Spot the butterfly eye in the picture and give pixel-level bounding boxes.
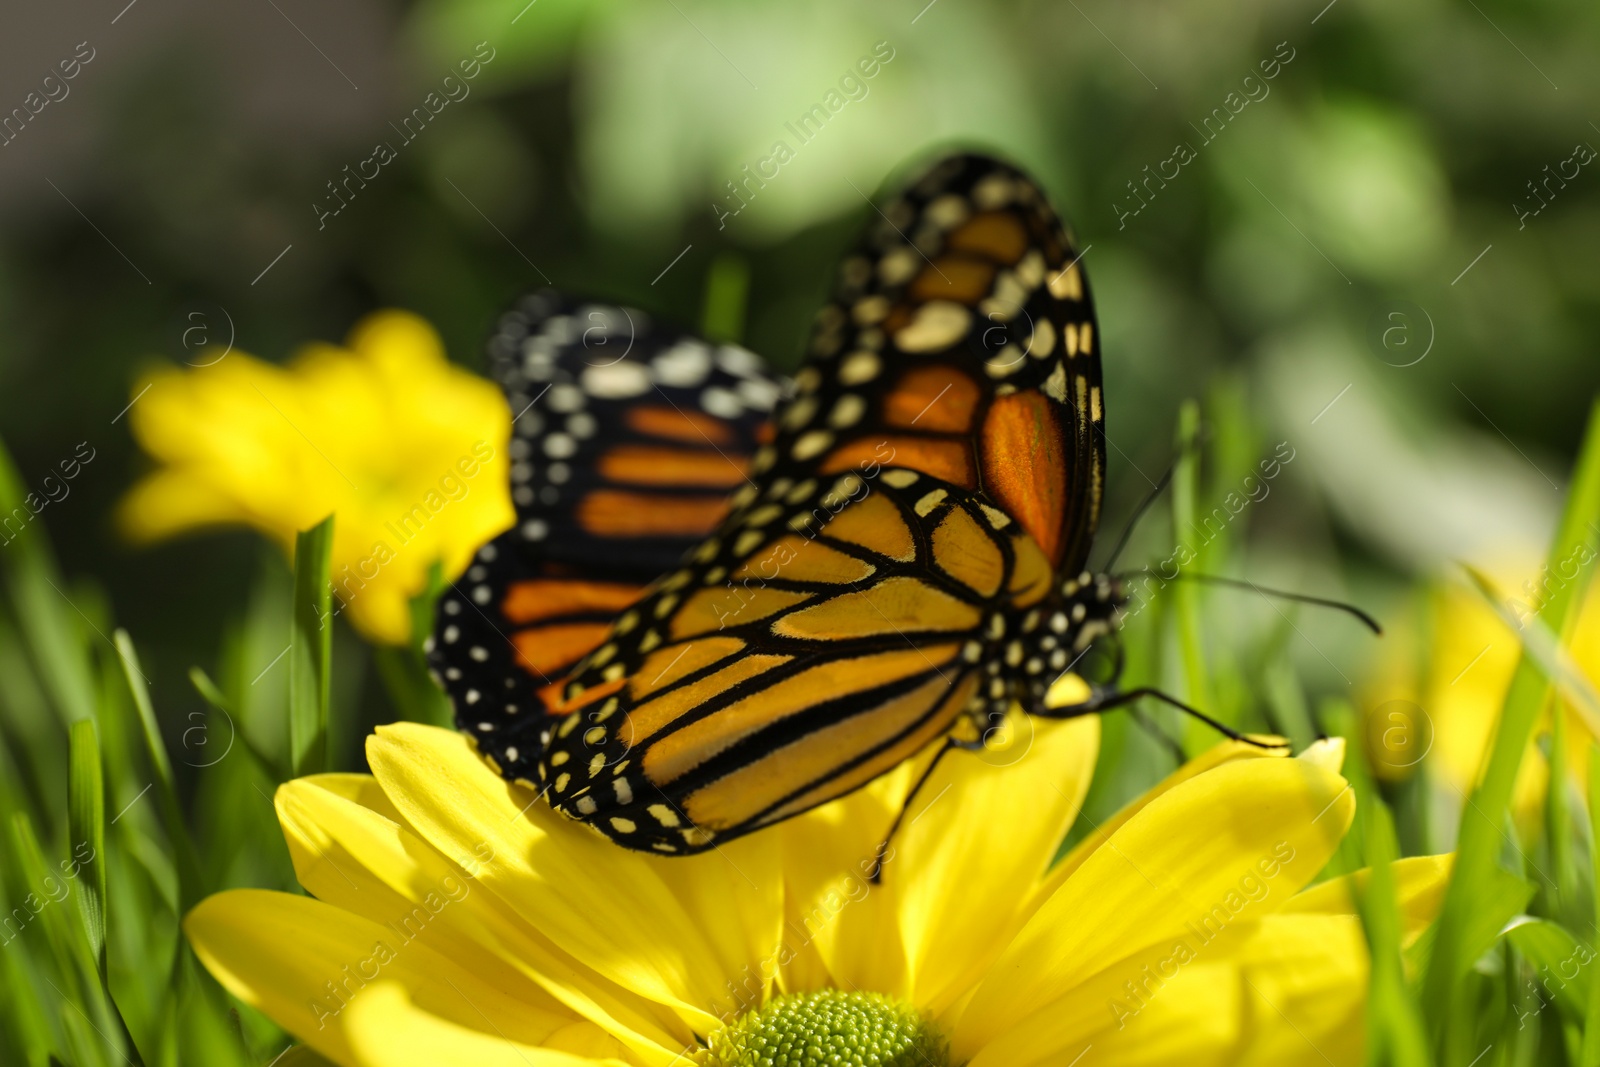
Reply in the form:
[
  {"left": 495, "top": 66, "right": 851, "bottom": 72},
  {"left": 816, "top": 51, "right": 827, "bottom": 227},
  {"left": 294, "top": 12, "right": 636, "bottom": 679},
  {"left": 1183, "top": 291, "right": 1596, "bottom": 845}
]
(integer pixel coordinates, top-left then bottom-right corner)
[{"left": 1068, "top": 629, "right": 1123, "bottom": 689}]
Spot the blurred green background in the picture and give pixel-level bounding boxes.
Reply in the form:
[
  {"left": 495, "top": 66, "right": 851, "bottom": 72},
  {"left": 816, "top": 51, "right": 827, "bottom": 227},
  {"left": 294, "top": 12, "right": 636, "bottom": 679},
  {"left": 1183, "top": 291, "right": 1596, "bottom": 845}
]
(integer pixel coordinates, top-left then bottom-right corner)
[
  {"left": 2, "top": 0, "right": 1595, "bottom": 709},
  {"left": 1, "top": 0, "right": 1599, "bottom": 1061}
]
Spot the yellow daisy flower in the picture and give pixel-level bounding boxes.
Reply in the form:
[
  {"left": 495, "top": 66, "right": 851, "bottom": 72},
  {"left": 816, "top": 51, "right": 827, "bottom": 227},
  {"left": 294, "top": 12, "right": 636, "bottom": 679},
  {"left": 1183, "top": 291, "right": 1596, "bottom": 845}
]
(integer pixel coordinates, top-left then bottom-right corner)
[
  {"left": 185, "top": 717, "right": 1449, "bottom": 1067},
  {"left": 119, "top": 311, "right": 514, "bottom": 644}
]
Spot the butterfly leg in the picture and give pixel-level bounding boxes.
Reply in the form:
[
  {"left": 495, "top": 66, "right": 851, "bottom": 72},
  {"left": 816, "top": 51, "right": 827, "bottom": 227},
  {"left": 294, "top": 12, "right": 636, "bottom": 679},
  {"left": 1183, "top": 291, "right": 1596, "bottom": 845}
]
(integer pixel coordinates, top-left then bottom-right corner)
[
  {"left": 867, "top": 739, "right": 959, "bottom": 885},
  {"left": 1042, "top": 684, "right": 1288, "bottom": 752}
]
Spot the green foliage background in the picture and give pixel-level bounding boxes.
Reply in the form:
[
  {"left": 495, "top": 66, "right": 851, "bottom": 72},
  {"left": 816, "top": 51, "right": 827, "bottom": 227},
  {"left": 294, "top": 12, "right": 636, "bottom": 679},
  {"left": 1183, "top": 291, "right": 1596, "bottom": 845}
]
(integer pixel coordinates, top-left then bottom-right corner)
[{"left": 0, "top": 0, "right": 1597, "bottom": 1063}]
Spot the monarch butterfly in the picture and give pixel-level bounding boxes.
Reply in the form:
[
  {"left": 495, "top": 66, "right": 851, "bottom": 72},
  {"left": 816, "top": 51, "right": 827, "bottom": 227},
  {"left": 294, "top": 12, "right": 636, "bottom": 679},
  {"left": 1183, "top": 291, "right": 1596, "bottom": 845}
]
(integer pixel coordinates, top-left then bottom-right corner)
[{"left": 431, "top": 153, "right": 1211, "bottom": 855}]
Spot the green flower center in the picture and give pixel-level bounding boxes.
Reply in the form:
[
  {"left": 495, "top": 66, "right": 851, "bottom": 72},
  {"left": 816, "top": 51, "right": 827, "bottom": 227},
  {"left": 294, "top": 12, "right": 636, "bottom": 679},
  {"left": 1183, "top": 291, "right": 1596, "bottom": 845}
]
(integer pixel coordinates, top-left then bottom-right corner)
[{"left": 702, "top": 989, "right": 950, "bottom": 1067}]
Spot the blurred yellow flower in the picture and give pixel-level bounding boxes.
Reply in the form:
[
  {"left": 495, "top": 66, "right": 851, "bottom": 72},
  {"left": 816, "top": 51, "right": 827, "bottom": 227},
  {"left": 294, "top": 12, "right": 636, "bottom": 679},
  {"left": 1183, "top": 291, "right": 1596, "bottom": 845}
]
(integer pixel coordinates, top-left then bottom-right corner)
[
  {"left": 1363, "top": 557, "right": 1600, "bottom": 820},
  {"left": 186, "top": 719, "right": 1448, "bottom": 1067},
  {"left": 120, "top": 311, "right": 513, "bottom": 644}
]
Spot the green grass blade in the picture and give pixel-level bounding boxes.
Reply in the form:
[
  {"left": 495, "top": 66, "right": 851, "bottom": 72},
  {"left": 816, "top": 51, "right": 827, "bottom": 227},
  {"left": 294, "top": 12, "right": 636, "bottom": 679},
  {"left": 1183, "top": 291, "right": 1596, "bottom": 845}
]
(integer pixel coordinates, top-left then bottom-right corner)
[
  {"left": 67, "top": 720, "right": 147, "bottom": 1064},
  {"left": 113, "top": 629, "right": 203, "bottom": 918},
  {"left": 376, "top": 562, "right": 451, "bottom": 726},
  {"left": 700, "top": 251, "right": 750, "bottom": 343},
  {"left": 1546, "top": 675, "right": 1581, "bottom": 929},
  {"left": 9, "top": 811, "right": 108, "bottom": 1067},
  {"left": 1504, "top": 917, "right": 1591, "bottom": 1023},
  {"left": 1263, "top": 655, "right": 1317, "bottom": 751},
  {"left": 67, "top": 721, "right": 107, "bottom": 975},
  {"left": 1583, "top": 747, "right": 1600, "bottom": 1067},
  {"left": 0, "top": 759, "right": 62, "bottom": 1066},
  {"left": 1461, "top": 564, "right": 1600, "bottom": 730},
  {"left": 187, "top": 666, "right": 281, "bottom": 778},
  {"left": 0, "top": 943, "right": 57, "bottom": 1067},
  {"left": 289, "top": 517, "right": 334, "bottom": 777},
  {"left": 373, "top": 645, "right": 452, "bottom": 727},
  {"left": 0, "top": 436, "right": 97, "bottom": 724},
  {"left": 1328, "top": 703, "right": 1433, "bottom": 1067},
  {"left": 1170, "top": 399, "right": 1215, "bottom": 752},
  {"left": 1463, "top": 561, "right": 1593, "bottom": 929},
  {"left": 1422, "top": 397, "right": 1600, "bottom": 1037},
  {"left": 270, "top": 1047, "right": 342, "bottom": 1066}
]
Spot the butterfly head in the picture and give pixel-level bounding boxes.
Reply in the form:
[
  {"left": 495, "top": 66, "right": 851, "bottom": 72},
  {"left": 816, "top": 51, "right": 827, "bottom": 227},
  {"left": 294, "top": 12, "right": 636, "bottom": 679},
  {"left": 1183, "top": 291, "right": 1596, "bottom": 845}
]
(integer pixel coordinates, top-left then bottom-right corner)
[{"left": 1002, "top": 569, "right": 1128, "bottom": 717}]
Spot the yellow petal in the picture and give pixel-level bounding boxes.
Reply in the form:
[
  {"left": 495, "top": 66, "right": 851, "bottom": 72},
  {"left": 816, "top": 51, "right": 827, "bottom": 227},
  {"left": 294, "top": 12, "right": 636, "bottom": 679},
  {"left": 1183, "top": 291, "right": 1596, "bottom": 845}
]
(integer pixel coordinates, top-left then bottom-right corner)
[
  {"left": 1296, "top": 736, "right": 1346, "bottom": 773},
  {"left": 968, "top": 913, "right": 1367, "bottom": 1067},
  {"left": 365, "top": 723, "right": 773, "bottom": 1031},
  {"left": 344, "top": 982, "right": 630, "bottom": 1067},
  {"left": 954, "top": 755, "right": 1352, "bottom": 1055},
  {"left": 276, "top": 776, "right": 687, "bottom": 1063},
  {"left": 297, "top": 772, "right": 406, "bottom": 823},
  {"left": 892, "top": 714, "right": 1099, "bottom": 1014},
  {"left": 185, "top": 890, "right": 573, "bottom": 1066},
  {"left": 1032, "top": 736, "right": 1287, "bottom": 909},
  {"left": 1281, "top": 853, "right": 1453, "bottom": 945},
  {"left": 648, "top": 832, "right": 785, "bottom": 1014},
  {"left": 117, "top": 469, "right": 259, "bottom": 543},
  {"left": 771, "top": 715, "right": 1097, "bottom": 1005},
  {"left": 774, "top": 755, "right": 926, "bottom": 997}
]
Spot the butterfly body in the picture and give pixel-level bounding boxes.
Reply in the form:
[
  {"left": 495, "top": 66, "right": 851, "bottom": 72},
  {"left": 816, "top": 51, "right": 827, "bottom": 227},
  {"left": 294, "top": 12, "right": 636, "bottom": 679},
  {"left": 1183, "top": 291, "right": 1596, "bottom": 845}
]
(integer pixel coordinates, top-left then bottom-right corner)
[{"left": 431, "top": 152, "right": 1127, "bottom": 853}]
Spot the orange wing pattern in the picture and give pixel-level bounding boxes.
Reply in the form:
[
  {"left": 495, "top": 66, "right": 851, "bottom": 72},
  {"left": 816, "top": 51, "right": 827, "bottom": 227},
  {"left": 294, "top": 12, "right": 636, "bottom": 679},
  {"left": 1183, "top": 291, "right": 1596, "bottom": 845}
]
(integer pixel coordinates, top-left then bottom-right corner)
[{"left": 428, "top": 293, "right": 785, "bottom": 772}]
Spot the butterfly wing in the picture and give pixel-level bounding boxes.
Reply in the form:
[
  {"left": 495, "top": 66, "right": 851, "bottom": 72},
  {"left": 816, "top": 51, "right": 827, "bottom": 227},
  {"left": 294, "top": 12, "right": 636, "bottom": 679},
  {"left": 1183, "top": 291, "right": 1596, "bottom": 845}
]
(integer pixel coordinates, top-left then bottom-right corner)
[
  {"left": 541, "top": 468, "right": 1059, "bottom": 853},
  {"left": 751, "top": 153, "right": 1104, "bottom": 574},
  {"left": 428, "top": 292, "right": 785, "bottom": 782},
  {"left": 489, "top": 290, "right": 781, "bottom": 573}
]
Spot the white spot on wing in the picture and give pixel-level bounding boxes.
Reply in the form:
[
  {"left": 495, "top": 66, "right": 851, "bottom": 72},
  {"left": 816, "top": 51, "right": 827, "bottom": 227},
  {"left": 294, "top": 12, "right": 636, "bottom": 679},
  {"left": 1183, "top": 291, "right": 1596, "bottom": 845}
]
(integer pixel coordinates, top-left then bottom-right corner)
[
  {"left": 653, "top": 341, "right": 712, "bottom": 386},
  {"left": 581, "top": 361, "right": 652, "bottom": 398}
]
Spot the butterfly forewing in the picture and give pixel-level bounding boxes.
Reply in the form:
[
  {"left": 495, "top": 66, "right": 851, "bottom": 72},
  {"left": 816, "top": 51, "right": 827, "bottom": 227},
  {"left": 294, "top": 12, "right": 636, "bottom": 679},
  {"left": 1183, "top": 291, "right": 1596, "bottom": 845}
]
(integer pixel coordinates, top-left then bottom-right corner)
[
  {"left": 543, "top": 468, "right": 1058, "bottom": 853},
  {"left": 750, "top": 153, "right": 1105, "bottom": 575}
]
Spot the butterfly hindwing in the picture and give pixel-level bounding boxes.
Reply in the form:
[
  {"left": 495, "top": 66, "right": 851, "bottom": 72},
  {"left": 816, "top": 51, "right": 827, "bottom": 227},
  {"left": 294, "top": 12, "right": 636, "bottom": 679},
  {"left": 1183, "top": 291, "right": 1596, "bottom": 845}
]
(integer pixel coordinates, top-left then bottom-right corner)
[
  {"left": 429, "top": 292, "right": 785, "bottom": 782},
  {"left": 489, "top": 290, "right": 782, "bottom": 574}
]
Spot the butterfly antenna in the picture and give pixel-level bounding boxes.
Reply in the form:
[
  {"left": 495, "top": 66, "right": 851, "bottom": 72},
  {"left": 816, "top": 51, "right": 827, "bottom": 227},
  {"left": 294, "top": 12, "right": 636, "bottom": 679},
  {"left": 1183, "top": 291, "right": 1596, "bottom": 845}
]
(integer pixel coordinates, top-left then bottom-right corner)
[
  {"left": 1174, "top": 573, "right": 1383, "bottom": 635},
  {"left": 1128, "top": 705, "right": 1187, "bottom": 765},
  {"left": 1130, "top": 689, "right": 1288, "bottom": 751},
  {"left": 1101, "top": 464, "right": 1174, "bottom": 572}
]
